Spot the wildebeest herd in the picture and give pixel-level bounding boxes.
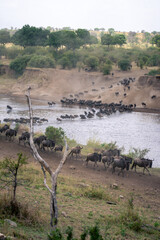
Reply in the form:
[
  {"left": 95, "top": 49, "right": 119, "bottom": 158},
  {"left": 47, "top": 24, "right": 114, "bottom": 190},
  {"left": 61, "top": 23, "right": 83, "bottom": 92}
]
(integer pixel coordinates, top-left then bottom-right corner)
[{"left": 0, "top": 124, "right": 153, "bottom": 177}]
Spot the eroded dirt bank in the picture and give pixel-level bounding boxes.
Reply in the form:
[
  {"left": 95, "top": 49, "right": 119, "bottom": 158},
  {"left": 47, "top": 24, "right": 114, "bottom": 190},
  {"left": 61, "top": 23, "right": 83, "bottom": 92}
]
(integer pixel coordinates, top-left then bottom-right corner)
[{"left": 0, "top": 67, "right": 160, "bottom": 111}]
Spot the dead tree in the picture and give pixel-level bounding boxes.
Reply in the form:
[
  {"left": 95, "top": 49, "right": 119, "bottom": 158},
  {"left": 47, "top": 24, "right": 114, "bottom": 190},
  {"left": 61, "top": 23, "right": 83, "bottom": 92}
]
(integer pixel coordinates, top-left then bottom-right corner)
[{"left": 26, "top": 89, "right": 69, "bottom": 229}]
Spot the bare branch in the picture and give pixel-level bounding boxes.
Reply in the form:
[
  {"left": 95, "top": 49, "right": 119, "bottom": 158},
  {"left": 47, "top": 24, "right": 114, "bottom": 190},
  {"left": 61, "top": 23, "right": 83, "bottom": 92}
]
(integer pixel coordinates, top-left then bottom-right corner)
[{"left": 26, "top": 88, "right": 69, "bottom": 228}]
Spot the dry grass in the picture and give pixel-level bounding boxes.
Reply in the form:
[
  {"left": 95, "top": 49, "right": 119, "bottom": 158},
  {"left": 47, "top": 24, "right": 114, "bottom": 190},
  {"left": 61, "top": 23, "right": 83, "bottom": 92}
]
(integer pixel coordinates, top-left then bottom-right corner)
[{"left": 0, "top": 161, "right": 159, "bottom": 239}]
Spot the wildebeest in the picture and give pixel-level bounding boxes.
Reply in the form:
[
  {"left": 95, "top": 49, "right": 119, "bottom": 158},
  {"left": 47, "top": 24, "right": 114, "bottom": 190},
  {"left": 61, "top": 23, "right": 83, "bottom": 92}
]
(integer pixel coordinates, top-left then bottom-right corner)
[
  {"left": 112, "top": 156, "right": 132, "bottom": 176},
  {"left": 19, "top": 132, "right": 30, "bottom": 146},
  {"left": 102, "top": 155, "right": 114, "bottom": 169},
  {"left": 33, "top": 135, "right": 47, "bottom": 149},
  {"left": 5, "top": 129, "right": 17, "bottom": 141},
  {"left": 54, "top": 145, "right": 63, "bottom": 152},
  {"left": 102, "top": 149, "right": 121, "bottom": 158},
  {"left": 141, "top": 102, "right": 146, "bottom": 107},
  {"left": 86, "top": 152, "right": 102, "bottom": 167},
  {"left": 151, "top": 95, "right": 156, "bottom": 99},
  {"left": 0, "top": 124, "right": 10, "bottom": 133},
  {"left": 41, "top": 139, "right": 55, "bottom": 151},
  {"left": 7, "top": 105, "right": 12, "bottom": 110},
  {"left": 68, "top": 145, "right": 83, "bottom": 160},
  {"left": 131, "top": 158, "right": 152, "bottom": 175}
]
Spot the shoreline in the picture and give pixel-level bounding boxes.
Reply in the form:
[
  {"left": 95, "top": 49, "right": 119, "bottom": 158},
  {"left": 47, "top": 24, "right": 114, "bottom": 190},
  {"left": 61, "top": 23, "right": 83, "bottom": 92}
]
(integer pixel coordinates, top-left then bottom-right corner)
[{"left": 1, "top": 92, "right": 160, "bottom": 115}]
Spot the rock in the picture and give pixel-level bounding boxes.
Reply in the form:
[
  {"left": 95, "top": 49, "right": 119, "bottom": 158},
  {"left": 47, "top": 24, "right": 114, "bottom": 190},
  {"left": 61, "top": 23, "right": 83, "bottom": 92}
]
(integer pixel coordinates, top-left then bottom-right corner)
[
  {"left": 69, "top": 165, "right": 76, "bottom": 170},
  {"left": 79, "top": 183, "right": 89, "bottom": 188},
  {"left": 4, "top": 219, "right": 17, "bottom": 227},
  {"left": 112, "top": 183, "right": 118, "bottom": 189},
  {"left": 0, "top": 233, "right": 6, "bottom": 240},
  {"left": 61, "top": 211, "right": 67, "bottom": 218},
  {"left": 119, "top": 195, "right": 124, "bottom": 199},
  {"left": 106, "top": 201, "right": 117, "bottom": 205}
]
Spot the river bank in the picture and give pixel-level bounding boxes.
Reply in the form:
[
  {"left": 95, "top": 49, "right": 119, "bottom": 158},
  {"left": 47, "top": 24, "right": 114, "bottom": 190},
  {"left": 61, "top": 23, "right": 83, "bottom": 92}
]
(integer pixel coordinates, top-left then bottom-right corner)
[{"left": 0, "top": 67, "right": 160, "bottom": 111}]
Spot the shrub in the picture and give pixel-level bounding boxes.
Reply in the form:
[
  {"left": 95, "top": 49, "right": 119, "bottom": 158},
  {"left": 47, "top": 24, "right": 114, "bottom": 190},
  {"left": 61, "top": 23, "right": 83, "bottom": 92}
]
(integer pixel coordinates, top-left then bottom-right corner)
[
  {"left": 5, "top": 47, "right": 22, "bottom": 59},
  {"left": 58, "top": 56, "right": 72, "bottom": 69},
  {"left": 128, "top": 147, "right": 150, "bottom": 159},
  {"left": 85, "top": 56, "right": 99, "bottom": 70},
  {"left": 101, "top": 64, "right": 112, "bottom": 75},
  {"left": 118, "top": 59, "right": 132, "bottom": 71},
  {"left": 0, "top": 45, "right": 7, "bottom": 58},
  {"left": 9, "top": 55, "right": 31, "bottom": 75},
  {"left": 45, "top": 126, "right": 65, "bottom": 145},
  {"left": 28, "top": 54, "right": 55, "bottom": 68},
  {"left": 0, "top": 194, "right": 40, "bottom": 226},
  {"left": 148, "top": 68, "right": 160, "bottom": 76},
  {"left": 120, "top": 195, "right": 142, "bottom": 232}
]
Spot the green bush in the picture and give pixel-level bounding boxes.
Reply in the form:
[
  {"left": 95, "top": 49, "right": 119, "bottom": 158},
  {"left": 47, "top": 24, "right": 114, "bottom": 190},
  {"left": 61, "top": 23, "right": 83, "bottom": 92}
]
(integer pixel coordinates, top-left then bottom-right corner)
[
  {"left": 28, "top": 55, "right": 55, "bottom": 68},
  {"left": 45, "top": 126, "right": 65, "bottom": 145},
  {"left": 9, "top": 55, "right": 31, "bottom": 75},
  {"left": 0, "top": 45, "right": 7, "bottom": 58},
  {"left": 101, "top": 64, "right": 112, "bottom": 75},
  {"left": 85, "top": 56, "right": 99, "bottom": 70},
  {"left": 5, "top": 47, "right": 22, "bottom": 59},
  {"left": 148, "top": 68, "right": 160, "bottom": 76},
  {"left": 120, "top": 195, "right": 142, "bottom": 232},
  {"left": 118, "top": 59, "right": 132, "bottom": 71},
  {"left": 58, "top": 56, "right": 72, "bottom": 69}
]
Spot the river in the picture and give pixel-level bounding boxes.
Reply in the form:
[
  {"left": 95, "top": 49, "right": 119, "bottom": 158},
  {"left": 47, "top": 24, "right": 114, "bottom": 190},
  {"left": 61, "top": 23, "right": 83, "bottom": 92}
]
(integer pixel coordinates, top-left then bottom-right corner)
[{"left": 0, "top": 95, "right": 160, "bottom": 167}]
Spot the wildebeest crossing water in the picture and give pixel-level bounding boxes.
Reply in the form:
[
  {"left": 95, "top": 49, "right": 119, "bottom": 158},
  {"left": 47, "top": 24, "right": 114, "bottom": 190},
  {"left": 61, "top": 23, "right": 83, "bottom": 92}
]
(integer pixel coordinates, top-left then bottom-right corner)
[{"left": 0, "top": 95, "right": 160, "bottom": 167}]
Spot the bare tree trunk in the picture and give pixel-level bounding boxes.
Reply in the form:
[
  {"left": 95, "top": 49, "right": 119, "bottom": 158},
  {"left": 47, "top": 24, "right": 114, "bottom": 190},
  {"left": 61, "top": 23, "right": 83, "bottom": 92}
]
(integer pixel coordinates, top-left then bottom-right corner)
[{"left": 26, "top": 88, "right": 69, "bottom": 228}]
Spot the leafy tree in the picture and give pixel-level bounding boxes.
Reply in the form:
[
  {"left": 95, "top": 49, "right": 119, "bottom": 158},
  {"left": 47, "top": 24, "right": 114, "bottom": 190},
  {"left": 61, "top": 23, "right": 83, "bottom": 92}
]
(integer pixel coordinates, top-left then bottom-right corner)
[
  {"left": 28, "top": 55, "right": 56, "bottom": 68},
  {"left": 143, "top": 32, "right": 151, "bottom": 43},
  {"left": 127, "top": 31, "right": 138, "bottom": 44},
  {"left": 45, "top": 126, "right": 65, "bottom": 145},
  {"left": 0, "top": 153, "right": 27, "bottom": 201},
  {"left": 85, "top": 56, "right": 99, "bottom": 70},
  {"left": 118, "top": 59, "right": 132, "bottom": 71},
  {"left": 101, "top": 34, "right": 114, "bottom": 47},
  {"left": 48, "top": 31, "right": 62, "bottom": 49},
  {"left": 108, "top": 28, "right": 115, "bottom": 36},
  {"left": 0, "top": 30, "right": 10, "bottom": 45},
  {"left": 61, "top": 30, "right": 79, "bottom": 50},
  {"left": 151, "top": 35, "right": 160, "bottom": 47},
  {"left": 113, "top": 34, "right": 126, "bottom": 46},
  {"left": 12, "top": 25, "right": 49, "bottom": 47},
  {"left": 90, "top": 35, "right": 98, "bottom": 44},
  {"left": 9, "top": 55, "right": 31, "bottom": 75},
  {"left": 76, "top": 28, "right": 91, "bottom": 45}
]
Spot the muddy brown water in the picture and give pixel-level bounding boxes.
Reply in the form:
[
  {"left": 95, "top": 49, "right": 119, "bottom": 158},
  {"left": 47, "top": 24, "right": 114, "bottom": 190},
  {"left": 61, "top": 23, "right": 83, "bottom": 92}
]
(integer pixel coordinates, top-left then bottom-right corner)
[{"left": 0, "top": 95, "right": 160, "bottom": 167}]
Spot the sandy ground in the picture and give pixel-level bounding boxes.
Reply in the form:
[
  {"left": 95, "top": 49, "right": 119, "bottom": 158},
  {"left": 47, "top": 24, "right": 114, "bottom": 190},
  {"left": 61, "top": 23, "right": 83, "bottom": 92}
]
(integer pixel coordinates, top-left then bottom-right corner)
[
  {"left": 0, "top": 68, "right": 160, "bottom": 111},
  {"left": 0, "top": 137, "right": 160, "bottom": 220}
]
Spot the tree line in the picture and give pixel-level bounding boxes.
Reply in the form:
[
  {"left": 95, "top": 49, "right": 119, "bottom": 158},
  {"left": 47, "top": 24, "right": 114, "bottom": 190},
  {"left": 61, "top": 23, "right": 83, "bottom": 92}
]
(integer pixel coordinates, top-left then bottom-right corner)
[{"left": 0, "top": 25, "right": 160, "bottom": 76}]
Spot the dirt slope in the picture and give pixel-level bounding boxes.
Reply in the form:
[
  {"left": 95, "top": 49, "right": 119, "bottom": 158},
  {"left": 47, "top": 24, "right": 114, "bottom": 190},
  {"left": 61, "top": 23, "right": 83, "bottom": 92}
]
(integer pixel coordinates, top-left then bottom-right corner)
[
  {"left": 0, "top": 67, "right": 160, "bottom": 110},
  {"left": 0, "top": 137, "right": 159, "bottom": 220}
]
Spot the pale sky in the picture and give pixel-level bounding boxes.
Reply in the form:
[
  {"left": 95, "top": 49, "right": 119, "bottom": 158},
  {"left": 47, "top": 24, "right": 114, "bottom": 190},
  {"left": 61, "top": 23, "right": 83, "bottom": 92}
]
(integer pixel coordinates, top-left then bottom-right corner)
[{"left": 0, "top": 0, "right": 160, "bottom": 32}]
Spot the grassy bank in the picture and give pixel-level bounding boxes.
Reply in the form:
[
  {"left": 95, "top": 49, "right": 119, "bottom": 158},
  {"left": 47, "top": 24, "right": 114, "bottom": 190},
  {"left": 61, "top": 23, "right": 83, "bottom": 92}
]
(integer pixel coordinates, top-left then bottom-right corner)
[{"left": 0, "top": 161, "right": 160, "bottom": 240}]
